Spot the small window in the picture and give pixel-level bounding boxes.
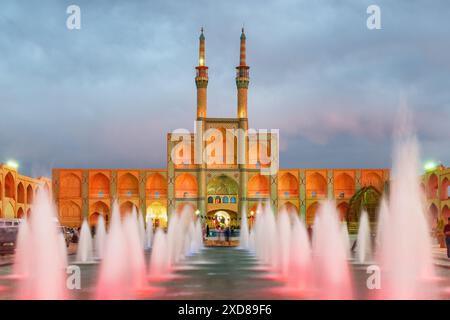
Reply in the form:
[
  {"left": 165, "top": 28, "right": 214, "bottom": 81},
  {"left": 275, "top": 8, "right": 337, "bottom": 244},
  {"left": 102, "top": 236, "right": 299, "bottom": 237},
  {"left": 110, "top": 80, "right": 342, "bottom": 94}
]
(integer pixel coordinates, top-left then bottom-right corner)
[
  {"left": 98, "top": 191, "right": 104, "bottom": 198},
  {"left": 207, "top": 196, "right": 214, "bottom": 203},
  {"left": 127, "top": 191, "right": 132, "bottom": 197},
  {"left": 215, "top": 196, "right": 221, "bottom": 204},
  {"left": 230, "top": 196, "right": 237, "bottom": 204},
  {"left": 284, "top": 191, "right": 289, "bottom": 197},
  {"left": 339, "top": 192, "right": 345, "bottom": 198},
  {"left": 183, "top": 192, "right": 189, "bottom": 198},
  {"left": 154, "top": 191, "right": 160, "bottom": 199},
  {"left": 255, "top": 192, "right": 261, "bottom": 197},
  {"left": 312, "top": 191, "right": 317, "bottom": 198},
  {"left": 223, "top": 196, "right": 229, "bottom": 204}
]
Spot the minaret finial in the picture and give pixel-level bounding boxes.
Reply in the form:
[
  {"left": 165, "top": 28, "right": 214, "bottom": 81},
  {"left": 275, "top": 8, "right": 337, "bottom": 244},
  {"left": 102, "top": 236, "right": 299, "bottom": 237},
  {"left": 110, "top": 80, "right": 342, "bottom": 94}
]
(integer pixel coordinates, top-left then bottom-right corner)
[
  {"left": 196, "top": 29, "right": 208, "bottom": 118},
  {"left": 236, "top": 27, "right": 249, "bottom": 119}
]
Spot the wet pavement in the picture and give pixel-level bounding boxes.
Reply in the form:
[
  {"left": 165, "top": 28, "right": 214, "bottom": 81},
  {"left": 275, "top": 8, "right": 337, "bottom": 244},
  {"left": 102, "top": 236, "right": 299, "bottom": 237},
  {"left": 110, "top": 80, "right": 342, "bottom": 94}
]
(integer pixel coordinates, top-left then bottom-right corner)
[{"left": 0, "top": 247, "right": 449, "bottom": 300}]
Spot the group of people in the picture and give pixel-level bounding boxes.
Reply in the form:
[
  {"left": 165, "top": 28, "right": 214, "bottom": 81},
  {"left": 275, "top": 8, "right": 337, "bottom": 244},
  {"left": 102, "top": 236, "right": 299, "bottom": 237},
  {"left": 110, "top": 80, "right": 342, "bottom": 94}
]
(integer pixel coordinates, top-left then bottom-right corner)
[{"left": 205, "top": 224, "right": 234, "bottom": 245}]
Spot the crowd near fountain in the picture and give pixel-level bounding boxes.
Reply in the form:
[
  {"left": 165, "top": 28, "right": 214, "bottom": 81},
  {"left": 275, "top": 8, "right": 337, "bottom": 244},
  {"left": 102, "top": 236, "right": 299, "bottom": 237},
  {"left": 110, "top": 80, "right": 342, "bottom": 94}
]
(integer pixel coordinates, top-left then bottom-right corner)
[{"left": 5, "top": 111, "right": 445, "bottom": 300}]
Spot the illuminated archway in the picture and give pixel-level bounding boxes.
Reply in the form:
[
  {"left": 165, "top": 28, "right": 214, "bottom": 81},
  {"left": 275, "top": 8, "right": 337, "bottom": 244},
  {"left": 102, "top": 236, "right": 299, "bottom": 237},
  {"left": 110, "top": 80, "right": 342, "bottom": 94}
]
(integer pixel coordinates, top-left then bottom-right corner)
[
  {"left": 146, "top": 173, "right": 167, "bottom": 198},
  {"left": 90, "top": 201, "right": 110, "bottom": 226},
  {"left": 248, "top": 174, "right": 269, "bottom": 197},
  {"left": 5, "top": 172, "right": 15, "bottom": 199},
  {"left": 60, "top": 173, "right": 82, "bottom": 198},
  {"left": 428, "top": 174, "right": 438, "bottom": 198},
  {"left": 26, "top": 185, "right": 33, "bottom": 204},
  {"left": 90, "top": 173, "right": 110, "bottom": 198},
  {"left": 335, "top": 173, "right": 355, "bottom": 198},
  {"left": 17, "top": 207, "right": 24, "bottom": 219},
  {"left": 175, "top": 173, "right": 198, "bottom": 198},
  {"left": 17, "top": 183, "right": 25, "bottom": 203},
  {"left": 306, "top": 202, "right": 319, "bottom": 226},
  {"left": 146, "top": 201, "right": 167, "bottom": 228},
  {"left": 118, "top": 173, "right": 139, "bottom": 197},
  {"left": 278, "top": 173, "right": 298, "bottom": 197},
  {"left": 306, "top": 172, "right": 327, "bottom": 198}
]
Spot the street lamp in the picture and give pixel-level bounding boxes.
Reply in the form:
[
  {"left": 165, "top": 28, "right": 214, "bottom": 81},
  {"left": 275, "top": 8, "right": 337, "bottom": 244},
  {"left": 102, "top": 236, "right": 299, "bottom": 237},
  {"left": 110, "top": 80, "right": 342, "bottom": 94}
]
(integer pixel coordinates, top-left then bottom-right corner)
[{"left": 6, "top": 160, "right": 19, "bottom": 170}]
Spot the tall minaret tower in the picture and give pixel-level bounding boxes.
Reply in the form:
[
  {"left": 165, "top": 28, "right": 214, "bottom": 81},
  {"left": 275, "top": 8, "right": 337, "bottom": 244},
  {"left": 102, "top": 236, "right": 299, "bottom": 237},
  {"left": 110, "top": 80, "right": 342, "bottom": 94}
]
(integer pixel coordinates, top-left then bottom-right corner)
[
  {"left": 236, "top": 28, "right": 250, "bottom": 120},
  {"left": 195, "top": 28, "right": 208, "bottom": 119}
]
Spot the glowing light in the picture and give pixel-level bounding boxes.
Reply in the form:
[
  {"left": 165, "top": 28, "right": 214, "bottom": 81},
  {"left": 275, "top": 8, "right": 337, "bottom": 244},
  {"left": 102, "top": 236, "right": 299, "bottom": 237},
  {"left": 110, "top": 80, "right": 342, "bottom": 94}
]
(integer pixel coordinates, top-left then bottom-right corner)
[
  {"left": 6, "top": 160, "right": 19, "bottom": 169},
  {"left": 424, "top": 161, "right": 437, "bottom": 172},
  {"left": 250, "top": 210, "right": 255, "bottom": 216},
  {"left": 195, "top": 209, "right": 200, "bottom": 216}
]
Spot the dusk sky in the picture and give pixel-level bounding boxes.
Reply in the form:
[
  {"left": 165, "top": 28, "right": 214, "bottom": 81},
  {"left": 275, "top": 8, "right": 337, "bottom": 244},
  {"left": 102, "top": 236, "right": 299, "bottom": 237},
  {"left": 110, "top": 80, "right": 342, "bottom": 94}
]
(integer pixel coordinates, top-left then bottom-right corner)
[{"left": 1, "top": 0, "right": 449, "bottom": 177}]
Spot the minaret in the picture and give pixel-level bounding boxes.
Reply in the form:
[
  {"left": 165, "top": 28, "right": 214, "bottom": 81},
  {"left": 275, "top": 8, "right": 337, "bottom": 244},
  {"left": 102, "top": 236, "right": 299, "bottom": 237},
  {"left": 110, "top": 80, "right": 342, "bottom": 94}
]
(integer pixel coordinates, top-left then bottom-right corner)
[
  {"left": 236, "top": 28, "right": 250, "bottom": 119},
  {"left": 195, "top": 28, "right": 208, "bottom": 119}
]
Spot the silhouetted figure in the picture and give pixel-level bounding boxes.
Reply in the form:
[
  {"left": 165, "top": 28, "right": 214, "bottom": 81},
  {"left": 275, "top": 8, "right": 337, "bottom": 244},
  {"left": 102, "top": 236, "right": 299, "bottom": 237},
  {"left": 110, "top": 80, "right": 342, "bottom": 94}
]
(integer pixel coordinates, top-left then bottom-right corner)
[
  {"left": 206, "top": 224, "right": 210, "bottom": 238},
  {"left": 225, "top": 227, "right": 231, "bottom": 245}
]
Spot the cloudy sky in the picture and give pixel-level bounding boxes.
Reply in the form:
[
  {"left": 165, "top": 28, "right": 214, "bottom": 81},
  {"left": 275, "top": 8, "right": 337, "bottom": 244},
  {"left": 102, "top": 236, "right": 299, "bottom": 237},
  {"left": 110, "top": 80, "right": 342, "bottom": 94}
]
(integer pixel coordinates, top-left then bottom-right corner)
[{"left": 0, "top": 0, "right": 449, "bottom": 177}]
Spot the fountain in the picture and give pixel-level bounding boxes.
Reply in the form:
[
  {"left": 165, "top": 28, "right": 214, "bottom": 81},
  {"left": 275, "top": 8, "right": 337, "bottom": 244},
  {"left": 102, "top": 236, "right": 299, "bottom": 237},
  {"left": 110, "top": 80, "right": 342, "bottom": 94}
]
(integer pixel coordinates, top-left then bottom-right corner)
[
  {"left": 238, "top": 206, "right": 249, "bottom": 250},
  {"left": 312, "top": 200, "right": 353, "bottom": 299},
  {"left": 145, "top": 218, "right": 153, "bottom": 249},
  {"left": 377, "top": 111, "right": 436, "bottom": 299},
  {"left": 17, "top": 189, "right": 67, "bottom": 299},
  {"left": 96, "top": 202, "right": 132, "bottom": 299},
  {"left": 137, "top": 210, "right": 146, "bottom": 250},
  {"left": 123, "top": 212, "right": 147, "bottom": 291},
  {"left": 94, "top": 215, "right": 107, "bottom": 259},
  {"left": 277, "top": 209, "right": 291, "bottom": 277},
  {"left": 76, "top": 219, "right": 94, "bottom": 263},
  {"left": 356, "top": 211, "right": 371, "bottom": 264},
  {"left": 148, "top": 228, "right": 170, "bottom": 280},
  {"left": 287, "top": 215, "right": 312, "bottom": 292}
]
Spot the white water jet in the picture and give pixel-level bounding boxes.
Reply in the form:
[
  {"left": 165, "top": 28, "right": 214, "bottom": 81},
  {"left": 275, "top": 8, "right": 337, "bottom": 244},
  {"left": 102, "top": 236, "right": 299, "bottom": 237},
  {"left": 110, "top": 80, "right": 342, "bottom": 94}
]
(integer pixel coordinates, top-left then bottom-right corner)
[
  {"left": 76, "top": 219, "right": 94, "bottom": 263},
  {"left": 312, "top": 200, "right": 352, "bottom": 299},
  {"left": 239, "top": 207, "right": 249, "bottom": 249},
  {"left": 356, "top": 211, "right": 371, "bottom": 264},
  {"left": 137, "top": 211, "right": 146, "bottom": 250},
  {"left": 288, "top": 215, "right": 312, "bottom": 290},
  {"left": 149, "top": 228, "right": 170, "bottom": 278},
  {"left": 96, "top": 202, "right": 132, "bottom": 299},
  {"left": 375, "top": 198, "right": 389, "bottom": 254},
  {"left": 123, "top": 212, "right": 147, "bottom": 291},
  {"left": 17, "top": 189, "right": 67, "bottom": 299},
  {"left": 378, "top": 109, "right": 436, "bottom": 299},
  {"left": 94, "top": 215, "right": 106, "bottom": 259},
  {"left": 277, "top": 209, "right": 291, "bottom": 277},
  {"left": 253, "top": 203, "right": 278, "bottom": 269},
  {"left": 145, "top": 218, "right": 153, "bottom": 249}
]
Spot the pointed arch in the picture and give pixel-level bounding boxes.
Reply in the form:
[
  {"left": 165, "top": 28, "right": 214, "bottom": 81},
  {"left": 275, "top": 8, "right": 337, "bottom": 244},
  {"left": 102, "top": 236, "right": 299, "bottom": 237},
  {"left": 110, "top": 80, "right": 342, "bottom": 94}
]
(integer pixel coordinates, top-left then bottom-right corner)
[
  {"left": 306, "top": 202, "right": 319, "bottom": 226},
  {"left": 118, "top": 173, "right": 139, "bottom": 197},
  {"left": 60, "top": 173, "right": 82, "bottom": 198},
  {"left": 26, "top": 185, "right": 33, "bottom": 204},
  {"left": 90, "top": 201, "right": 110, "bottom": 226},
  {"left": 17, "top": 207, "right": 24, "bottom": 219},
  {"left": 427, "top": 174, "right": 438, "bottom": 199},
  {"left": 17, "top": 182, "right": 25, "bottom": 203},
  {"left": 278, "top": 173, "right": 299, "bottom": 197},
  {"left": 60, "top": 201, "right": 82, "bottom": 227},
  {"left": 146, "top": 173, "right": 167, "bottom": 198},
  {"left": 337, "top": 202, "right": 349, "bottom": 222},
  {"left": 175, "top": 173, "right": 198, "bottom": 198},
  {"left": 119, "top": 201, "right": 138, "bottom": 217},
  {"left": 334, "top": 173, "right": 355, "bottom": 198},
  {"left": 248, "top": 174, "right": 269, "bottom": 197},
  {"left": 5, "top": 172, "right": 15, "bottom": 199},
  {"left": 306, "top": 172, "right": 327, "bottom": 198},
  {"left": 442, "top": 205, "right": 450, "bottom": 222},
  {"left": 90, "top": 173, "right": 110, "bottom": 198},
  {"left": 279, "top": 201, "right": 298, "bottom": 215}
]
